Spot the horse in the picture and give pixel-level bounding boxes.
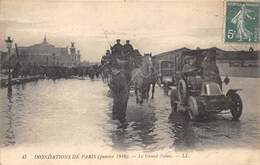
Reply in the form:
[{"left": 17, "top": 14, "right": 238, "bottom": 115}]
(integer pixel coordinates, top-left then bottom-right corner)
[
  {"left": 147, "top": 68, "right": 159, "bottom": 99},
  {"left": 131, "top": 54, "right": 154, "bottom": 104},
  {"left": 101, "top": 65, "right": 110, "bottom": 83}
]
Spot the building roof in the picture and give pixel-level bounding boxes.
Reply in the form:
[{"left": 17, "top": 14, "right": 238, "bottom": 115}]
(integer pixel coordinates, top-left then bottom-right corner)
[
  {"left": 15, "top": 36, "right": 71, "bottom": 56},
  {"left": 154, "top": 47, "right": 190, "bottom": 58},
  {"left": 19, "top": 36, "right": 55, "bottom": 49},
  {"left": 153, "top": 47, "right": 259, "bottom": 61}
]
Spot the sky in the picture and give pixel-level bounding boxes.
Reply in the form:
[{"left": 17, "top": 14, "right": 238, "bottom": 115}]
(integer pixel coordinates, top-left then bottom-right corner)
[{"left": 0, "top": 0, "right": 259, "bottom": 62}]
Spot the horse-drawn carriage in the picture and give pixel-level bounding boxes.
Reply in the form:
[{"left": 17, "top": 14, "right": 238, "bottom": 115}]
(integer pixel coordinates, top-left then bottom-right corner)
[
  {"left": 101, "top": 41, "right": 157, "bottom": 124},
  {"left": 170, "top": 49, "right": 243, "bottom": 121}
]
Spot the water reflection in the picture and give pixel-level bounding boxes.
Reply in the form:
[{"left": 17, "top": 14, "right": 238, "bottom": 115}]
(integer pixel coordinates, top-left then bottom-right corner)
[
  {"left": 111, "top": 104, "right": 157, "bottom": 150},
  {"left": 108, "top": 80, "right": 258, "bottom": 151},
  {"left": 0, "top": 78, "right": 259, "bottom": 151},
  {"left": 168, "top": 110, "right": 245, "bottom": 150},
  {"left": 4, "top": 91, "right": 16, "bottom": 146},
  {"left": 168, "top": 111, "right": 197, "bottom": 150},
  {"left": 7, "top": 86, "right": 12, "bottom": 97}
]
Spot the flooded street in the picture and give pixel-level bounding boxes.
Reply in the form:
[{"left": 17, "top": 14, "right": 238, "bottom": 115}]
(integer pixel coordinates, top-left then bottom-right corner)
[{"left": 0, "top": 77, "right": 259, "bottom": 153}]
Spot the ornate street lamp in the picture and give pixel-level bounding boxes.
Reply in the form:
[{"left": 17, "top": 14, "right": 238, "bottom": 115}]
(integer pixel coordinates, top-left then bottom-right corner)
[{"left": 5, "top": 36, "right": 13, "bottom": 88}]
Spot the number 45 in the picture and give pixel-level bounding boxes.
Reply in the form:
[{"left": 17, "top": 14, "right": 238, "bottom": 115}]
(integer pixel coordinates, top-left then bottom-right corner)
[{"left": 227, "top": 29, "right": 235, "bottom": 39}]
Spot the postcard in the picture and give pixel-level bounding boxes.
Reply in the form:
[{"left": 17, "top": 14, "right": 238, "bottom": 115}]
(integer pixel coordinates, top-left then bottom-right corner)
[{"left": 0, "top": 0, "right": 259, "bottom": 165}]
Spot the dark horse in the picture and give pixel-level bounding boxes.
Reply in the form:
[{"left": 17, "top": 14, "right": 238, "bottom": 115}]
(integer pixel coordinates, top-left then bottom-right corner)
[{"left": 147, "top": 68, "right": 158, "bottom": 99}]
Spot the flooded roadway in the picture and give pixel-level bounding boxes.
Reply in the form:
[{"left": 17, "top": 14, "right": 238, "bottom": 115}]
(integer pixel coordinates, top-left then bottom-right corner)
[{"left": 0, "top": 77, "right": 259, "bottom": 152}]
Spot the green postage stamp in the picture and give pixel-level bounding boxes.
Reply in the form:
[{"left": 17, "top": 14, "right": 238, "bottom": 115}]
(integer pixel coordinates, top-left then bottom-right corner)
[{"left": 225, "top": 1, "right": 260, "bottom": 43}]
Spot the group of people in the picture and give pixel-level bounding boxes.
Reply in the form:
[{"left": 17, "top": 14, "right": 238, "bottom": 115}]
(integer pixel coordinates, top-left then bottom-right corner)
[
  {"left": 111, "top": 39, "right": 134, "bottom": 59},
  {"left": 101, "top": 39, "right": 137, "bottom": 69},
  {"left": 182, "top": 49, "right": 222, "bottom": 88},
  {"left": 9, "top": 64, "right": 101, "bottom": 80}
]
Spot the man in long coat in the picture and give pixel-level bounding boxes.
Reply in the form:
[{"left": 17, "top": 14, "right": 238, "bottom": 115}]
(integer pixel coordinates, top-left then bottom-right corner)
[
  {"left": 111, "top": 39, "right": 123, "bottom": 56},
  {"left": 123, "top": 40, "right": 134, "bottom": 58}
]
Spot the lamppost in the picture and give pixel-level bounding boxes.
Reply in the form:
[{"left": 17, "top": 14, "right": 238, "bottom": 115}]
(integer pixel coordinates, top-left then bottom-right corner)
[
  {"left": 5, "top": 36, "right": 13, "bottom": 90},
  {"left": 52, "top": 53, "right": 56, "bottom": 66}
]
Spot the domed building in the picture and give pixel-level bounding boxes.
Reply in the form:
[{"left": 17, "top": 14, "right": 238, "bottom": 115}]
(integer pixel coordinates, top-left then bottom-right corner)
[{"left": 16, "top": 36, "right": 80, "bottom": 67}]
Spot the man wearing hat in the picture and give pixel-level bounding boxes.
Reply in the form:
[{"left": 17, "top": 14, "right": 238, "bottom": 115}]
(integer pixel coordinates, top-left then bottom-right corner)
[
  {"left": 109, "top": 39, "right": 123, "bottom": 68},
  {"left": 101, "top": 50, "right": 111, "bottom": 66},
  {"left": 111, "top": 39, "right": 123, "bottom": 56},
  {"left": 201, "top": 50, "right": 222, "bottom": 88},
  {"left": 123, "top": 40, "right": 134, "bottom": 57},
  {"left": 182, "top": 56, "right": 198, "bottom": 75}
]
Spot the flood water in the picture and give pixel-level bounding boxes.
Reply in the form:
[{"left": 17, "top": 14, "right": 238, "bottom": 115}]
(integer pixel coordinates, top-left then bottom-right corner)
[{"left": 0, "top": 77, "right": 259, "bottom": 152}]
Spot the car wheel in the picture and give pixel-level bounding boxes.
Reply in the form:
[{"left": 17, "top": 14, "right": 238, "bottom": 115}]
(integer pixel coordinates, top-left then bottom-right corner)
[
  {"left": 229, "top": 93, "right": 243, "bottom": 120},
  {"left": 188, "top": 96, "right": 199, "bottom": 121},
  {"left": 177, "top": 79, "right": 187, "bottom": 103}
]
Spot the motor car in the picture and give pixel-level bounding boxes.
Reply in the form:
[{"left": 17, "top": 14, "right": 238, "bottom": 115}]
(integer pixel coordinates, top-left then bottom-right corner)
[{"left": 170, "top": 49, "right": 242, "bottom": 121}]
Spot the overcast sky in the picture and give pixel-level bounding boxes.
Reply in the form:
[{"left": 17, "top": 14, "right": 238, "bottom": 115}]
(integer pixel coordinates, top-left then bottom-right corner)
[{"left": 0, "top": 0, "right": 259, "bottom": 62}]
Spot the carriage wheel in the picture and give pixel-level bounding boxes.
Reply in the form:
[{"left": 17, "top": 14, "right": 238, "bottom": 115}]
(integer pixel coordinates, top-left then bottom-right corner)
[
  {"left": 177, "top": 79, "right": 188, "bottom": 103},
  {"left": 187, "top": 96, "right": 199, "bottom": 121},
  {"left": 229, "top": 93, "right": 243, "bottom": 120}
]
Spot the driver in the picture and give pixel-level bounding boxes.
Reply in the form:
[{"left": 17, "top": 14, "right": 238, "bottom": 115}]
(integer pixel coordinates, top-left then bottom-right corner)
[
  {"left": 201, "top": 50, "right": 222, "bottom": 89},
  {"left": 182, "top": 56, "right": 199, "bottom": 76}
]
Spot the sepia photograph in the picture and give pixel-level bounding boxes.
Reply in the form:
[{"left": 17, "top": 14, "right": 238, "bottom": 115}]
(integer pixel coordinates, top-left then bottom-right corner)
[{"left": 0, "top": 0, "right": 259, "bottom": 164}]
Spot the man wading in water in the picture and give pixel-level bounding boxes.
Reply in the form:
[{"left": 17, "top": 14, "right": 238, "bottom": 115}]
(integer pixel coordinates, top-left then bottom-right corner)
[{"left": 106, "top": 39, "right": 136, "bottom": 127}]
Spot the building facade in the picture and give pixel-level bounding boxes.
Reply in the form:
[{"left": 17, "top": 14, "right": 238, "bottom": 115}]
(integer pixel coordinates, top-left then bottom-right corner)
[
  {"left": 153, "top": 47, "right": 259, "bottom": 77},
  {"left": 1, "top": 37, "right": 81, "bottom": 68}
]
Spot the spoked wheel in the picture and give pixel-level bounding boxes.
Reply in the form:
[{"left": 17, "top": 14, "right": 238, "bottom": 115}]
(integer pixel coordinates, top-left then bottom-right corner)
[
  {"left": 228, "top": 93, "right": 243, "bottom": 120},
  {"left": 187, "top": 96, "right": 199, "bottom": 121},
  {"left": 177, "top": 79, "right": 187, "bottom": 103}
]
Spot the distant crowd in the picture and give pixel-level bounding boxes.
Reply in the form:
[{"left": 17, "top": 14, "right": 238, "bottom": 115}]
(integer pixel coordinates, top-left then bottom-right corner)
[{"left": 2, "top": 64, "right": 102, "bottom": 80}]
